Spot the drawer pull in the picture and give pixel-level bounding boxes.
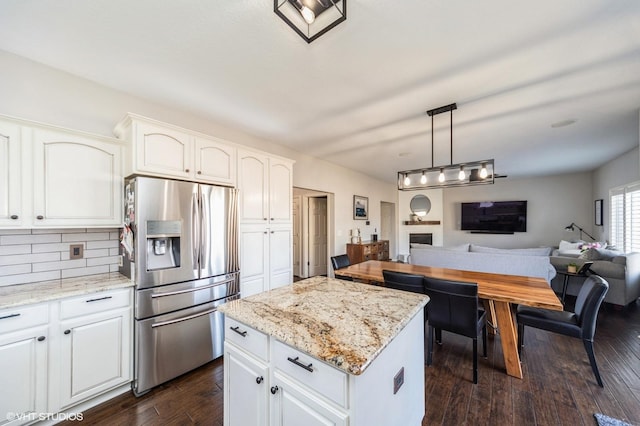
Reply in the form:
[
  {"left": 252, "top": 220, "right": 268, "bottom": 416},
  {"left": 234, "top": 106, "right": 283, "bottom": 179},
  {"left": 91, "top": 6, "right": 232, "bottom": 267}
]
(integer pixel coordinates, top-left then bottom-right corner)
[
  {"left": 287, "top": 356, "right": 314, "bottom": 372},
  {"left": 230, "top": 326, "right": 247, "bottom": 337},
  {"left": 37, "top": 336, "right": 46, "bottom": 342},
  {"left": 85, "top": 296, "right": 113, "bottom": 303},
  {"left": 36, "top": 215, "right": 44, "bottom": 220},
  {"left": 64, "top": 330, "right": 71, "bottom": 335},
  {"left": 270, "top": 386, "right": 279, "bottom": 395},
  {"left": 0, "top": 313, "right": 20, "bottom": 321},
  {"left": 185, "top": 168, "right": 190, "bottom": 173},
  {"left": 10, "top": 215, "right": 18, "bottom": 220},
  {"left": 256, "top": 376, "right": 264, "bottom": 384}
]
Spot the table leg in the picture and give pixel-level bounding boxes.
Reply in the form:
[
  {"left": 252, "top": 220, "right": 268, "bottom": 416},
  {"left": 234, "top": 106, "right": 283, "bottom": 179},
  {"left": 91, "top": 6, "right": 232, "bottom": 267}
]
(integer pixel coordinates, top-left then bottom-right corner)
[
  {"left": 482, "top": 299, "right": 497, "bottom": 336},
  {"left": 561, "top": 275, "right": 569, "bottom": 304},
  {"left": 493, "top": 301, "right": 523, "bottom": 379}
]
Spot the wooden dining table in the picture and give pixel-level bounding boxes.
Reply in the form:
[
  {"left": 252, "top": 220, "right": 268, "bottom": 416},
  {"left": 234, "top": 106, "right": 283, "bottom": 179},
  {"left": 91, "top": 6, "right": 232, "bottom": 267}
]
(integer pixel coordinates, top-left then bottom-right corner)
[{"left": 336, "top": 260, "right": 563, "bottom": 379}]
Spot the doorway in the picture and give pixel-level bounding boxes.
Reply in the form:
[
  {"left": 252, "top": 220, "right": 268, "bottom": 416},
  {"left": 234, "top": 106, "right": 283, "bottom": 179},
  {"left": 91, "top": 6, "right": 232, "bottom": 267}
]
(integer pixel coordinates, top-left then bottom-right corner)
[
  {"left": 293, "top": 187, "right": 332, "bottom": 279},
  {"left": 380, "top": 201, "right": 396, "bottom": 260}
]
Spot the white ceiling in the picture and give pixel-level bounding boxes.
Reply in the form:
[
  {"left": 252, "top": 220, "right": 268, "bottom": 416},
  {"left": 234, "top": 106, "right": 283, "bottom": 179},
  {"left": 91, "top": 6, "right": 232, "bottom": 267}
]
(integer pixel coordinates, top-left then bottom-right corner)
[{"left": 1, "top": 0, "right": 639, "bottom": 184}]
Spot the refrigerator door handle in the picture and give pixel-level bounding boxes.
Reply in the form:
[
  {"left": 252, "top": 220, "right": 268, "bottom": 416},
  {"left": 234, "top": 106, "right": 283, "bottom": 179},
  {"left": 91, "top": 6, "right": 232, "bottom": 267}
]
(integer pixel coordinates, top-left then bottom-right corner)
[
  {"left": 200, "top": 185, "right": 212, "bottom": 277},
  {"left": 192, "top": 187, "right": 200, "bottom": 274}
]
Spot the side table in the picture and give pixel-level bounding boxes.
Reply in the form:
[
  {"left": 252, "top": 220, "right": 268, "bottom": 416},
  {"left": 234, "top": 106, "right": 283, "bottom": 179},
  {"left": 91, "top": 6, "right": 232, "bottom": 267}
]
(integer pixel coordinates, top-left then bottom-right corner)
[{"left": 556, "top": 269, "right": 589, "bottom": 304}]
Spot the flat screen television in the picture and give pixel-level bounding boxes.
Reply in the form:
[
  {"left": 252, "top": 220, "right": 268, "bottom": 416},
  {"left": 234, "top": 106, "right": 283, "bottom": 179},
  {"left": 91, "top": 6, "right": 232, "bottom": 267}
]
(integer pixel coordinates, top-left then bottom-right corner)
[{"left": 461, "top": 201, "right": 527, "bottom": 233}]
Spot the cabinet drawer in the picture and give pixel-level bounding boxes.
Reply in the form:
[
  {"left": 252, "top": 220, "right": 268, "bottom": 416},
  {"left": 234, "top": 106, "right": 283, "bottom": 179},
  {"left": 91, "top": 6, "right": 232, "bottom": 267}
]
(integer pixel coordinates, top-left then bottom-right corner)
[
  {"left": 60, "top": 288, "right": 131, "bottom": 320},
  {"left": 272, "top": 339, "right": 348, "bottom": 408},
  {"left": 225, "top": 317, "right": 268, "bottom": 361},
  {"left": 0, "top": 303, "right": 49, "bottom": 334}
]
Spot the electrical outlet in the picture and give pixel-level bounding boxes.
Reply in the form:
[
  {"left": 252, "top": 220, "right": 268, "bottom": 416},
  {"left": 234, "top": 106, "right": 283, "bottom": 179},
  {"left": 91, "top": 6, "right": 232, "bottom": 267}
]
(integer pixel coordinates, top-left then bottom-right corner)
[
  {"left": 69, "top": 244, "right": 84, "bottom": 260},
  {"left": 393, "top": 367, "right": 404, "bottom": 394},
  {"left": 118, "top": 255, "right": 124, "bottom": 267}
]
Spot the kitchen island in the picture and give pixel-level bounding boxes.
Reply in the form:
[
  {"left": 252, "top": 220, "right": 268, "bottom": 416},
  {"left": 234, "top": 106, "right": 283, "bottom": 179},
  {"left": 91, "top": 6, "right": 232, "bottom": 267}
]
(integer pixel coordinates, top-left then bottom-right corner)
[{"left": 219, "top": 276, "right": 429, "bottom": 426}]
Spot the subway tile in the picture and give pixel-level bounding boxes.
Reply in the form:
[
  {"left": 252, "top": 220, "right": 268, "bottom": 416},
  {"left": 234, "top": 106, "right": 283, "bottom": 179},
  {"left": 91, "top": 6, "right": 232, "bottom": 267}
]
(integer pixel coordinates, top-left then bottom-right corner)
[
  {"left": 0, "top": 245, "right": 31, "bottom": 256},
  {"left": 0, "top": 271, "right": 61, "bottom": 287},
  {"left": 0, "top": 229, "right": 32, "bottom": 236},
  {"left": 32, "top": 258, "right": 86, "bottom": 273},
  {"left": 1, "top": 234, "right": 61, "bottom": 245},
  {"left": 110, "top": 231, "right": 121, "bottom": 240},
  {"left": 86, "top": 256, "right": 120, "bottom": 267},
  {"left": 109, "top": 264, "right": 120, "bottom": 272},
  {"left": 0, "top": 252, "right": 60, "bottom": 266},
  {"left": 62, "top": 232, "right": 110, "bottom": 242},
  {"left": 87, "top": 228, "right": 119, "bottom": 233},
  {"left": 0, "top": 264, "right": 31, "bottom": 276},
  {"left": 86, "top": 240, "right": 120, "bottom": 250},
  {"left": 62, "top": 265, "right": 109, "bottom": 279},
  {"left": 32, "top": 242, "right": 74, "bottom": 253},
  {"left": 84, "top": 249, "right": 110, "bottom": 258},
  {"left": 109, "top": 248, "right": 121, "bottom": 256},
  {"left": 32, "top": 228, "right": 82, "bottom": 234}
]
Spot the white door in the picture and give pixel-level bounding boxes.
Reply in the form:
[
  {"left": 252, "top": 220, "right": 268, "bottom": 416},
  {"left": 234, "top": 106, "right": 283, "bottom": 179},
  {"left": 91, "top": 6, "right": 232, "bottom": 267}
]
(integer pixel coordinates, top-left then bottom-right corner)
[
  {"left": 293, "top": 196, "right": 302, "bottom": 277},
  {"left": 238, "top": 150, "right": 269, "bottom": 224},
  {"left": 224, "top": 344, "right": 269, "bottom": 426},
  {"left": 308, "top": 197, "right": 327, "bottom": 277},
  {"left": 240, "top": 225, "right": 269, "bottom": 297},
  {"left": 380, "top": 201, "right": 395, "bottom": 259},
  {"left": 0, "top": 326, "right": 48, "bottom": 426},
  {"left": 269, "top": 159, "right": 293, "bottom": 223},
  {"left": 194, "top": 136, "right": 236, "bottom": 186},
  {"left": 134, "top": 121, "right": 193, "bottom": 179},
  {"left": 270, "top": 226, "right": 293, "bottom": 290},
  {"left": 58, "top": 308, "right": 132, "bottom": 409},
  {"left": 0, "top": 120, "right": 22, "bottom": 227}
]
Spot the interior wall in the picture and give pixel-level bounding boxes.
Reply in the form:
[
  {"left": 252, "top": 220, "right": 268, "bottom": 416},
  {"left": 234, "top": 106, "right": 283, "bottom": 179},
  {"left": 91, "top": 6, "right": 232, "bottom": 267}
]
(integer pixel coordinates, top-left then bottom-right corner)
[
  {"left": 592, "top": 146, "right": 640, "bottom": 243},
  {"left": 397, "top": 189, "right": 444, "bottom": 256},
  {"left": 442, "top": 172, "right": 593, "bottom": 248},
  {"left": 0, "top": 51, "right": 397, "bottom": 260}
]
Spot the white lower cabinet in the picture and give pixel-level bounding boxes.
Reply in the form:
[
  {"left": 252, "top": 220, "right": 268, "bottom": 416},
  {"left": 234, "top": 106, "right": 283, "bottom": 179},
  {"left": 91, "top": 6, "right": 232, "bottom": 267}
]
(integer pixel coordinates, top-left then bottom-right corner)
[
  {"left": 224, "top": 343, "right": 269, "bottom": 426},
  {"left": 0, "top": 288, "right": 133, "bottom": 425}
]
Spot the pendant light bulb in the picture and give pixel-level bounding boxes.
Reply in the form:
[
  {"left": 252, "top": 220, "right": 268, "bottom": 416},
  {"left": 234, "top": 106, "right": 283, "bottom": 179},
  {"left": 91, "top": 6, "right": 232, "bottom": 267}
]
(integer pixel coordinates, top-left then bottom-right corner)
[
  {"left": 420, "top": 172, "right": 427, "bottom": 185},
  {"left": 438, "top": 168, "right": 445, "bottom": 183},
  {"left": 300, "top": 5, "right": 315, "bottom": 24},
  {"left": 403, "top": 174, "right": 411, "bottom": 186},
  {"left": 458, "top": 166, "right": 466, "bottom": 181},
  {"left": 480, "top": 163, "right": 488, "bottom": 179}
]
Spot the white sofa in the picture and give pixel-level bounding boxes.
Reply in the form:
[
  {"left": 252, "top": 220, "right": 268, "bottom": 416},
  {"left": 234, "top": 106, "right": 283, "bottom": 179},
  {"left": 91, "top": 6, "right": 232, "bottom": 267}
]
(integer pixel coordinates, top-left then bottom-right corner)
[{"left": 409, "top": 244, "right": 556, "bottom": 283}]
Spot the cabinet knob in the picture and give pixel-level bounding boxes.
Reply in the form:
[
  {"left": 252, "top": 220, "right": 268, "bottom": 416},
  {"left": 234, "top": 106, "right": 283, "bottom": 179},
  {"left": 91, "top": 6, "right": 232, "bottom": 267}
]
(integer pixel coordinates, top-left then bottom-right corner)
[
  {"left": 270, "top": 386, "right": 279, "bottom": 395},
  {"left": 37, "top": 336, "right": 46, "bottom": 342},
  {"left": 10, "top": 215, "right": 18, "bottom": 220},
  {"left": 64, "top": 329, "right": 71, "bottom": 335},
  {"left": 36, "top": 215, "right": 44, "bottom": 220},
  {"left": 256, "top": 376, "right": 264, "bottom": 384},
  {"left": 263, "top": 218, "right": 267, "bottom": 221},
  {"left": 270, "top": 218, "right": 274, "bottom": 221},
  {"left": 197, "top": 171, "right": 202, "bottom": 174},
  {"left": 185, "top": 169, "right": 190, "bottom": 173}
]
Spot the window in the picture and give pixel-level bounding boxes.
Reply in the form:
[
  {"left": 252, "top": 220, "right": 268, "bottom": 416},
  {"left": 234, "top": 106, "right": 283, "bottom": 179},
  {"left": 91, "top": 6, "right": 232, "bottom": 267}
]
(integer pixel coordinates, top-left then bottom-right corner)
[{"left": 610, "top": 181, "right": 640, "bottom": 253}]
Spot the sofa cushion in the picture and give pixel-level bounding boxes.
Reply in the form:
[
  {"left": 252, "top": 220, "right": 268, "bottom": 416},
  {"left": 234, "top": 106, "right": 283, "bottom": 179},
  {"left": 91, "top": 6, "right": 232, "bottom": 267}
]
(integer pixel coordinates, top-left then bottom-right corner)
[
  {"left": 410, "top": 243, "right": 470, "bottom": 252},
  {"left": 469, "top": 244, "right": 552, "bottom": 256},
  {"left": 590, "top": 261, "right": 626, "bottom": 280},
  {"left": 579, "top": 247, "right": 602, "bottom": 260}
]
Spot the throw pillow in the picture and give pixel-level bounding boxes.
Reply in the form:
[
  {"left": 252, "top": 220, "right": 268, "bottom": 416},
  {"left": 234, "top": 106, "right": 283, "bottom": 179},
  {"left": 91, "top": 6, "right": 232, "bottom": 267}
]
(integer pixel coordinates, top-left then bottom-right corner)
[
  {"left": 559, "top": 240, "right": 583, "bottom": 251},
  {"left": 594, "top": 247, "right": 622, "bottom": 260},
  {"left": 579, "top": 247, "right": 601, "bottom": 261}
]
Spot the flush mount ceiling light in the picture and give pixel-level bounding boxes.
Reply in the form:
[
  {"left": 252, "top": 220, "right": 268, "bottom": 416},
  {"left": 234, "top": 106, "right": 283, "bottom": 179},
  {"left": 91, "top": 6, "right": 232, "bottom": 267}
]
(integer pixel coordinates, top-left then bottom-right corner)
[
  {"left": 274, "top": 0, "right": 346, "bottom": 43},
  {"left": 398, "top": 103, "right": 497, "bottom": 190}
]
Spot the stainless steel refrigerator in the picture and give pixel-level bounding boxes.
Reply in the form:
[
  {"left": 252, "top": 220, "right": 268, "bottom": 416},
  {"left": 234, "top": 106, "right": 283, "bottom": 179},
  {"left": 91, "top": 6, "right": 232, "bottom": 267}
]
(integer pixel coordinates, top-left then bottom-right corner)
[{"left": 120, "top": 176, "right": 239, "bottom": 396}]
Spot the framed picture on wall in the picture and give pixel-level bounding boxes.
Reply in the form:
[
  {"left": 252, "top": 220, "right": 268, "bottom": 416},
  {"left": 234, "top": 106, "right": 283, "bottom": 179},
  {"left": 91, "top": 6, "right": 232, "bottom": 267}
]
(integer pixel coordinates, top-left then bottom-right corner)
[
  {"left": 353, "top": 195, "right": 368, "bottom": 220},
  {"left": 595, "top": 199, "right": 603, "bottom": 226}
]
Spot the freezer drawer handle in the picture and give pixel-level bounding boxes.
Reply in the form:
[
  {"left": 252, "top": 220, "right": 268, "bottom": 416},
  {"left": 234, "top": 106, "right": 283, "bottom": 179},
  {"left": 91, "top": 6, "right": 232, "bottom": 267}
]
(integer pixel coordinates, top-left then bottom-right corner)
[
  {"left": 0, "top": 313, "right": 20, "bottom": 321},
  {"left": 287, "top": 356, "right": 314, "bottom": 373},
  {"left": 86, "top": 296, "right": 113, "bottom": 303},
  {"left": 230, "top": 326, "right": 247, "bottom": 337},
  {"left": 150, "top": 279, "right": 235, "bottom": 299},
  {"left": 151, "top": 307, "right": 217, "bottom": 328}
]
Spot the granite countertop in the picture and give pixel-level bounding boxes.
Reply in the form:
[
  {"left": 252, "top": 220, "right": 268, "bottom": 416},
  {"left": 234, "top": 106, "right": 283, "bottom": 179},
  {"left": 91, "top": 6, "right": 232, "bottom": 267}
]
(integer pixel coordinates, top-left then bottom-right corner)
[
  {"left": 0, "top": 273, "right": 134, "bottom": 309},
  {"left": 219, "top": 276, "right": 429, "bottom": 376}
]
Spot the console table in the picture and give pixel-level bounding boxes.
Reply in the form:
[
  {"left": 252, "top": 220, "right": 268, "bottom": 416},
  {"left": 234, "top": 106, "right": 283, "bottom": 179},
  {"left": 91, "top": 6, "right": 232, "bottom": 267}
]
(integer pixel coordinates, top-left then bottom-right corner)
[{"left": 347, "top": 240, "right": 389, "bottom": 264}]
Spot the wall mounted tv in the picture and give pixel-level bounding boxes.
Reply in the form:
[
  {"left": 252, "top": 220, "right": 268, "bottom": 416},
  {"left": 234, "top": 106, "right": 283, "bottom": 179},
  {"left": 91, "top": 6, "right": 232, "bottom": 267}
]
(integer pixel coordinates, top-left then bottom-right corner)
[{"left": 461, "top": 201, "right": 527, "bottom": 233}]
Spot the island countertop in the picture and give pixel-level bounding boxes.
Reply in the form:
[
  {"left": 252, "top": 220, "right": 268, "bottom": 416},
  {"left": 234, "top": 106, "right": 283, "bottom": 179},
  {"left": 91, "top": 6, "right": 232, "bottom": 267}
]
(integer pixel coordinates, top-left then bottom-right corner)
[{"left": 218, "top": 276, "right": 429, "bottom": 375}]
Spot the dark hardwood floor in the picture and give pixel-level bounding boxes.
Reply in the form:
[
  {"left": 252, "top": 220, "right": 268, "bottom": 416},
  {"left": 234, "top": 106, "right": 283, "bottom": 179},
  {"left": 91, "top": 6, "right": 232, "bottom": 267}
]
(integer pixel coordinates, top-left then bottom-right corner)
[{"left": 64, "top": 299, "right": 640, "bottom": 426}]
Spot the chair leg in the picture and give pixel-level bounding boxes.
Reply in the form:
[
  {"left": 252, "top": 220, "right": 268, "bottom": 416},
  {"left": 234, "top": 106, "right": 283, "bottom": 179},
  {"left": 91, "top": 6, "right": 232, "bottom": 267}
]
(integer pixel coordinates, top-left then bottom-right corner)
[
  {"left": 427, "top": 325, "right": 434, "bottom": 366},
  {"left": 583, "top": 339, "right": 604, "bottom": 387},
  {"left": 517, "top": 323, "right": 524, "bottom": 356},
  {"left": 473, "top": 337, "right": 478, "bottom": 384},
  {"left": 435, "top": 328, "right": 442, "bottom": 345},
  {"left": 482, "top": 325, "right": 487, "bottom": 358}
]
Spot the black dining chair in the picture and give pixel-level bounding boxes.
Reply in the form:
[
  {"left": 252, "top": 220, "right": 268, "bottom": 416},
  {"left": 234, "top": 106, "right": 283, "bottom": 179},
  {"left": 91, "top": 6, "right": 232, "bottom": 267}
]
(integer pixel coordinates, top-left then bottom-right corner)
[
  {"left": 423, "top": 276, "right": 487, "bottom": 384},
  {"left": 330, "top": 254, "right": 353, "bottom": 281},
  {"left": 382, "top": 269, "right": 428, "bottom": 343},
  {"left": 517, "top": 275, "right": 609, "bottom": 387}
]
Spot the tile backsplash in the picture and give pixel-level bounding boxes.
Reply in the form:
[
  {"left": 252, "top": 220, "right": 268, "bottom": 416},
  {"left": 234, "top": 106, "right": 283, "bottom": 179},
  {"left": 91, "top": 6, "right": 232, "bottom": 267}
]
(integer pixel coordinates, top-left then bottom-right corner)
[{"left": 0, "top": 228, "right": 121, "bottom": 287}]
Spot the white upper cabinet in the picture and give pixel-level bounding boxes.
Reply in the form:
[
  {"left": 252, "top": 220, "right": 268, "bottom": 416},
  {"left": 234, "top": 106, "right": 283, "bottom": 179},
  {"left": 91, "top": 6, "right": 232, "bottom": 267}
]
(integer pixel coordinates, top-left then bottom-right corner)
[
  {"left": 269, "top": 159, "right": 293, "bottom": 224},
  {"left": 32, "top": 128, "right": 123, "bottom": 228},
  {"left": 0, "top": 115, "right": 124, "bottom": 229},
  {"left": 115, "top": 114, "right": 237, "bottom": 186},
  {"left": 0, "top": 120, "right": 22, "bottom": 227}
]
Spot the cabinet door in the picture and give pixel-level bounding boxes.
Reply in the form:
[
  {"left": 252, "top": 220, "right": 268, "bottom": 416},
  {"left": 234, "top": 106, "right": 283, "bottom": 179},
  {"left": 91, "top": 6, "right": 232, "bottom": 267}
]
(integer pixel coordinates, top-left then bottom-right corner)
[
  {"left": 134, "top": 121, "right": 193, "bottom": 179},
  {"left": 269, "top": 159, "right": 293, "bottom": 224},
  {"left": 32, "top": 128, "right": 123, "bottom": 227},
  {"left": 0, "top": 121, "right": 22, "bottom": 227},
  {"left": 270, "top": 227, "right": 293, "bottom": 290},
  {"left": 0, "top": 326, "right": 48, "bottom": 426},
  {"left": 194, "top": 136, "right": 236, "bottom": 186},
  {"left": 224, "top": 344, "right": 269, "bottom": 426},
  {"left": 58, "top": 307, "right": 132, "bottom": 410},
  {"left": 238, "top": 150, "right": 269, "bottom": 224},
  {"left": 271, "top": 371, "right": 348, "bottom": 426},
  {"left": 240, "top": 226, "right": 269, "bottom": 297}
]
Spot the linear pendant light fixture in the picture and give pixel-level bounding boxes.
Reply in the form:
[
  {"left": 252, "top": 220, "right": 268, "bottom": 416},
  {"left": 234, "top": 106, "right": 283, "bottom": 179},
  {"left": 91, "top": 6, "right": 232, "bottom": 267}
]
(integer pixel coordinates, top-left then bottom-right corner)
[
  {"left": 398, "top": 103, "right": 496, "bottom": 190},
  {"left": 274, "top": 0, "right": 346, "bottom": 43}
]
